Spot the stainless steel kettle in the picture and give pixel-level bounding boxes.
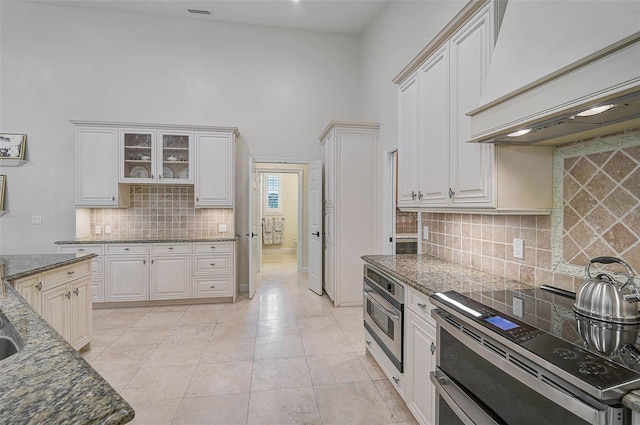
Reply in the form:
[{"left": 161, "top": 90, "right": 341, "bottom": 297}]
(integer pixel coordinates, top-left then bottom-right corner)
[{"left": 573, "top": 256, "right": 639, "bottom": 324}]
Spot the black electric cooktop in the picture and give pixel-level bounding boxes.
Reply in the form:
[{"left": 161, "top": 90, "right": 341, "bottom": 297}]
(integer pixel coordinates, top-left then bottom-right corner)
[{"left": 431, "top": 290, "right": 640, "bottom": 395}]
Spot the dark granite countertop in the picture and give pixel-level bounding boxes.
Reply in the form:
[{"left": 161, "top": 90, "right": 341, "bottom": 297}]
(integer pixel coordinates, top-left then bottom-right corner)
[
  {"left": 55, "top": 236, "right": 239, "bottom": 244},
  {"left": 0, "top": 254, "right": 134, "bottom": 424},
  {"left": 362, "top": 254, "right": 640, "bottom": 414}
]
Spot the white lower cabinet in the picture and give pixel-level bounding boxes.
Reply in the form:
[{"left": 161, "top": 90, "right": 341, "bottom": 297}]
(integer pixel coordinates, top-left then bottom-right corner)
[
  {"left": 105, "top": 255, "right": 149, "bottom": 302},
  {"left": 12, "top": 259, "right": 92, "bottom": 351},
  {"left": 192, "top": 242, "right": 236, "bottom": 299},
  {"left": 150, "top": 254, "right": 191, "bottom": 300},
  {"left": 405, "top": 288, "right": 437, "bottom": 425},
  {"left": 58, "top": 244, "right": 105, "bottom": 302}
]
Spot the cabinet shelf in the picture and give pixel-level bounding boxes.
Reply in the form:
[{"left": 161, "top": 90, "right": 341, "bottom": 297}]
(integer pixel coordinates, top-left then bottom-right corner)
[
  {"left": 125, "top": 160, "right": 152, "bottom": 163},
  {"left": 124, "top": 146, "right": 151, "bottom": 150},
  {"left": 163, "top": 161, "right": 189, "bottom": 164},
  {"left": 163, "top": 147, "right": 189, "bottom": 151}
]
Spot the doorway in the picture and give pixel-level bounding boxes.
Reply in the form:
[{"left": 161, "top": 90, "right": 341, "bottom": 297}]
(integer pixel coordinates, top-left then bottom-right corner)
[{"left": 253, "top": 163, "right": 308, "bottom": 273}]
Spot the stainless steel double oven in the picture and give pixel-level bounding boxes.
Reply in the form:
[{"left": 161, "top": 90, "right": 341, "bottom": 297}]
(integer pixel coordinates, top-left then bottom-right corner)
[{"left": 363, "top": 264, "right": 405, "bottom": 372}]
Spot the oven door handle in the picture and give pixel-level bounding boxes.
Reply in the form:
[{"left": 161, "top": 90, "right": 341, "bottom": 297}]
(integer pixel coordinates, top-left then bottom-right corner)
[
  {"left": 430, "top": 369, "right": 502, "bottom": 425},
  {"left": 363, "top": 290, "right": 400, "bottom": 320}
]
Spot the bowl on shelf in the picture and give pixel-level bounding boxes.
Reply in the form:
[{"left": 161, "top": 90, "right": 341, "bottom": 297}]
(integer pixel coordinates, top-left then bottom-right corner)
[
  {"left": 141, "top": 155, "right": 151, "bottom": 161},
  {"left": 167, "top": 156, "right": 177, "bottom": 161}
]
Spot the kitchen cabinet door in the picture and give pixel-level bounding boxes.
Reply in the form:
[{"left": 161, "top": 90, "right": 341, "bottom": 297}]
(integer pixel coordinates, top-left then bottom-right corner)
[
  {"left": 418, "top": 46, "right": 450, "bottom": 206},
  {"left": 41, "top": 284, "right": 72, "bottom": 342},
  {"left": 105, "top": 255, "right": 149, "bottom": 302},
  {"left": 120, "top": 128, "right": 157, "bottom": 183},
  {"left": 194, "top": 131, "right": 235, "bottom": 207},
  {"left": 397, "top": 73, "right": 420, "bottom": 208},
  {"left": 76, "top": 126, "right": 127, "bottom": 207},
  {"left": 150, "top": 255, "right": 191, "bottom": 300},
  {"left": 157, "top": 130, "right": 193, "bottom": 184},
  {"left": 70, "top": 276, "right": 92, "bottom": 350},
  {"left": 13, "top": 274, "right": 43, "bottom": 313},
  {"left": 405, "top": 309, "right": 437, "bottom": 425},
  {"left": 448, "top": 6, "right": 495, "bottom": 207}
]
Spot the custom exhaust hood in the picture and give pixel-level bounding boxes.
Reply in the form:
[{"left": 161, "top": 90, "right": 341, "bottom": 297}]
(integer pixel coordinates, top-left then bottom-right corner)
[{"left": 468, "top": 1, "right": 640, "bottom": 146}]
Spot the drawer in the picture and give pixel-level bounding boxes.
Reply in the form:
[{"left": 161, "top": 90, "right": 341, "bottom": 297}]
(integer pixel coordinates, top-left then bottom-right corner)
[
  {"left": 150, "top": 243, "right": 192, "bottom": 254},
  {"left": 407, "top": 288, "right": 435, "bottom": 325},
  {"left": 92, "top": 278, "right": 105, "bottom": 303},
  {"left": 42, "top": 260, "right": 92, "bottom": 290},
  {"left": 91, "top": 257, "right": 104, "bottom": 278},
  {"left": 193, "top": 254, "right": 233, "bottom": 274},
  {"left": 193, "top": 242, "right": 233, "bottom": 253},
  {"left": 193, "top": 275, "right": 233, "bottom": 297},
  {"left": 59, "top": 244, "right": 104, "bottom": 256},
  {"left": 106, "top": 244, "right": 149, "bottom": 255}
]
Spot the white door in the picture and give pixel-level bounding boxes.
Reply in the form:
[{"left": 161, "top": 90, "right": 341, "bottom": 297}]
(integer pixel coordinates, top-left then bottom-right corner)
[
  {"left": 248, "top": 158, "right": 262, "bottom": 299},
  {"left": 308, "top": 159, "right": 323, "bottom": 295}
]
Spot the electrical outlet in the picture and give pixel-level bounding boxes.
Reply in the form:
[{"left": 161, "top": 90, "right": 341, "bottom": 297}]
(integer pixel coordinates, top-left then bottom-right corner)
[
  {"left": 513, "top": 238, "right": 524, "bottom": 259},
  {"left": 423, "top": 226, "right": 429, "bottom": 240},
  {"left": 95, "top": 225, "right": 101, "bottom": 234},
  {"left": 218, "top": 224, "right": 228, "bottom": 232},
  {"left": 105, "top": 225, "right": 111, "bottom": 234},
  {"left": 513, "top": 296, "right": 524, "bottom": 318},
  {"left": 32, "top": 216, "right": 42, "bottom": 225}
]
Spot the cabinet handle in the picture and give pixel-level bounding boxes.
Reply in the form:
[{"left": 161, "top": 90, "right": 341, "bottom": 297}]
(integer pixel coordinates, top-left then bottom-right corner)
[
  {"left": 312, "top": 231, "right": 320, "bottom": 237},
  {"left": 124, "top": 248, "right": 130, "bottom": 251},
  {"left": 73, "top": 288, "right": 79, "bottom": 296},
  {"left": 143, "top": 259, "right": 146, "bottom": 265},
  {"left": 168, "top": 247, "right": 174, "bottom": 250},
  {"left": 210, "top": 246, "right": 216, "bottom": 249},
  {"left": 410, "top": 190, "right": 416, "bottom": 200},
  {"left": 112, "top": 196, "right": 115, "bottom": 201},
  {"left": 151, "top": 174, "right": 154, "bottom": 179},
  {"left": 78, "top": 248, "right": 84, "bottom": 252},
  {"left": 430, "top": 342, "right": 436, "bottom": 355},
  {"left": 448, "top": 188, "right": 455, "bottom": 199},
  {"left": 67, "top": 270, "right": 75, "bottom": 275},
  {"left": 417, "top": 303, "right": 427, "bottom": 309},
  {"left": 196, "top": 197, "right": 199, "bottom": 202},
  {"left": 35, "top": 282, "right": 42, "bottom": 291},
  {"left": 159, "top": 174, "right": 162, "bottom": 179},
  {"left": 210, "top": 263, "right": 216, "bottom": 266},
  {"left": 418, "top": 191, "right": 423, "bottom": 200},
  {"left": 65, "top": 291, "right": 71, "bottom": 300},
  {"left": 209, "top": 285, "right": 216, "bottom": 289},
  {"left": 151, "top": 259, "right": 155, "bottom": 265},
  {"left": 365, "top": 340, "right": 372, "bottom": 346},
  {"left": 392, "top": 376, "right": 400, "bottom": 384}
]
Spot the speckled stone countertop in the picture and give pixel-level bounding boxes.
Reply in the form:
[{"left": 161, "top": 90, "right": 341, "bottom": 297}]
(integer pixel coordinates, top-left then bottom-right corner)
[
  {"left": 0, "top": 254, "right": 134, "bottom": 425},
  {"left": 55, "top": 236, "right": 239, "bottom": 244},
  {"left": 362, "top": 254, "right": 640, "bottom": 414}
]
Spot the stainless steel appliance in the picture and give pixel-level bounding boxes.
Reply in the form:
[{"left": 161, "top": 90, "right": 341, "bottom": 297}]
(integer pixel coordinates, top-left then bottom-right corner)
[
  {"left": 429, "top": 291, "right": 640, "bottom": 425},
  {"left": 363, "top": 264, "right": 404, "bottom": 372}
]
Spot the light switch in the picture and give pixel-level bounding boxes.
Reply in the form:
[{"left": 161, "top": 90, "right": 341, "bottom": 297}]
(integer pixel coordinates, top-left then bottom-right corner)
[
  {"left": 32, "top": 216, "right": 42, "bottom": 225},
  {"left": 95, "top": 225, "right": 101, "bottom": 234},
  {"left": 513, "top": 238, "right": 524, "bottom": 259}
]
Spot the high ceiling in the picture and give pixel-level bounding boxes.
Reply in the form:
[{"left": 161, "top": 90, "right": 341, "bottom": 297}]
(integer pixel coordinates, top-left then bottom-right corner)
[{"left": 36, "top": 0, "right": 392, "bottom": 34}]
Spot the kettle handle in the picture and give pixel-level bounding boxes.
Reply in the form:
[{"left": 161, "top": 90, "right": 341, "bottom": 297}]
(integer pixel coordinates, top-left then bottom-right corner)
[{"left": 586, "top": 256, "right": 636, "bottom": 289}]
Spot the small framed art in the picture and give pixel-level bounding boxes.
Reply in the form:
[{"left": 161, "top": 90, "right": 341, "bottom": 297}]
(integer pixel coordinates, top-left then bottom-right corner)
[{"left": 0, "top": 134, "right": 26, "bottom": 160}]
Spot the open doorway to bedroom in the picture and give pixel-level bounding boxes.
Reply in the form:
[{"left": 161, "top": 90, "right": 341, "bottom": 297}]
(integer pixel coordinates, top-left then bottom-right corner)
[{"left": 253, "top": 163, "right": 308, "bottom": 272}]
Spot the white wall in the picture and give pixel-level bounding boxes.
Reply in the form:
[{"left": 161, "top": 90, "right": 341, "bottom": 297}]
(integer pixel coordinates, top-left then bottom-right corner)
[
  {"left": 0, "top": 2, "right": 361, "bottom": 262},
  {"left": 359, "top": 1, "right": 466, "bottom": 252}
]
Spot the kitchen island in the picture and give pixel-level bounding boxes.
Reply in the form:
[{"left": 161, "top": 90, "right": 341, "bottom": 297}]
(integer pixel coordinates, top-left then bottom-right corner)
[
  {"left": 362, "top": 254, "right": 640, "bottom": 417},
  {"left": 0, "top": 254, "right": 134, "bottom": 425}
]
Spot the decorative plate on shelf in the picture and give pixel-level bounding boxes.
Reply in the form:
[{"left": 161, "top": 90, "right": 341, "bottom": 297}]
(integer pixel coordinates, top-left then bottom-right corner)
[
  {"left": 178, "top": 168, "right": 189, "bottom": 179},
  {"left": 162, "top": 167, "right": 174, "bottom": 178},
  {"left": 129, "top": 166, "right": 149, "bottom": 178}
]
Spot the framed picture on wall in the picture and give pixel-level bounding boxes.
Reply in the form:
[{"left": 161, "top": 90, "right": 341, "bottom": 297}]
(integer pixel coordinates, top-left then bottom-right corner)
[
  {"left": 0, "top": 175, "right": 6, "bottom": 211},
  {"left": 0, "top": 134, "right": 26, "bottom": 160}
]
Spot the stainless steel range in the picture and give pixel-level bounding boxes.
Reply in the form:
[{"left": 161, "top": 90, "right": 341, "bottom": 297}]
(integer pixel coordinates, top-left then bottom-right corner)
[{"left": 429, "top": 290, "right": 640, "bottom": 425}]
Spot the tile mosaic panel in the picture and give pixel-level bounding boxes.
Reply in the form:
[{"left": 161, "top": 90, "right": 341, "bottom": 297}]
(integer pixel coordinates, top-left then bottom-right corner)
[{"left": 90, "top": 185, "right": 233, "bottom": 239}]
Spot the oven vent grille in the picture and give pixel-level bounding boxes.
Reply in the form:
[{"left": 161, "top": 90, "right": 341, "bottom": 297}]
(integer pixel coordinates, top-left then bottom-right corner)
[
  {"left": 443, "top": 315, "right": 462, "bottom": 331},
  {"left": 462, "top": 326, "right": 482, "bottom": 343},
  {"left": 483, "top": 340, "right": 507, "bottom": 359},
  {"left": 509, "top": 355, "right": 538, "bottom": 377}
]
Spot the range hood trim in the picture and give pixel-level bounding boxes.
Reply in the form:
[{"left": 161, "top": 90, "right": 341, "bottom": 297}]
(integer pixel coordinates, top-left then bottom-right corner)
[{"left": 468, "top": 33, "right": 640, "bottom": 145}]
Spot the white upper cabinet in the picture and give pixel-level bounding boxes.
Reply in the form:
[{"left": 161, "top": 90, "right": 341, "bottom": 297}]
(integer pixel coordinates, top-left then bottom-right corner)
[
  {"left": 75, "top": 126, "right": 129, "bottom": 208},
  {"left": 120, "top": 128, "right": 193, "bottom": 184},
  {"left": 194, "top": 131, "right": 236, "bottom": 208},
  {"left": 396, "top": 2, "right": 553, "bottom": 213}
]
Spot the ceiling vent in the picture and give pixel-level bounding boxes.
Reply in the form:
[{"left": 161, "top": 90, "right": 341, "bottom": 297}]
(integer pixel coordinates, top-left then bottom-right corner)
[{"left": 187, "top": 9, "right": 212, "bottom": 15}]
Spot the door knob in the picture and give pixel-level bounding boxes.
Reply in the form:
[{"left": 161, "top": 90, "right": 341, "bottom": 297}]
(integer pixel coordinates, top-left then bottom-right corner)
[{"left": 312, "top": 232, "right": 320, "bottom": 237}]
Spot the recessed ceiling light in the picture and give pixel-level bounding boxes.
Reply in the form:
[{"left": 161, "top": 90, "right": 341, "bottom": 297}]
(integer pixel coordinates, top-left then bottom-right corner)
[
  {"left": 507, "top": 128, "right": 532, "bottom": 137},
  {"left": 187, "top": 9, "right": 212, "bottom": 15},
  {"left": 576, "top": 104, "right": 615, "bottom": 117}
]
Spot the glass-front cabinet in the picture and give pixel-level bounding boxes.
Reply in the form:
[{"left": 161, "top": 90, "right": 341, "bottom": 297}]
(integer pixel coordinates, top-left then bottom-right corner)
[{"left": 120, "top": 129, "right": 193, "bottom": 184}]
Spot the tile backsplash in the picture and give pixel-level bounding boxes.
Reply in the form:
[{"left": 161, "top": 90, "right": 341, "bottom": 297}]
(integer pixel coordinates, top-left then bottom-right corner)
[
  {"left": 422, "top": 129, "right": 639, "bottom": 291},
  {"left": 396, "top": 210, "right": 418, "bottom": 234},
  {"left": 90, "top": 185, "right": 233, "bottom": 239}
]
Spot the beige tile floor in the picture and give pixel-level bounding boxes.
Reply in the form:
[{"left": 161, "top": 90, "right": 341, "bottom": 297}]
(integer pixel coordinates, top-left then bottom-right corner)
[{"left": 82, "top": 254, "right": 417, "bottom": 425}]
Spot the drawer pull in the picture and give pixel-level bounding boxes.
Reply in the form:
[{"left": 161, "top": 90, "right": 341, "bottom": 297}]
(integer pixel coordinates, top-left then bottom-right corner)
[
  {"left": 417, "top": 303, "right": 427, "bottom": 309},
  {"left": 365, "top": 340, "right": 372, "bottom": 346},
  {"left": 392, "top": 376, "right": 400, "bottom": 384},
  {"left": 124, "top": 248, "right": 130, "bottom": 251},
  {"left": 65, "top": 291, "right": 71, "bottom": 300},
  {"left": 210, "top": 263, "right": 216, "bottom": 266},
  {"left": 210, "top": 246, "right": 216, "bottom": 249},
  {"left": 210, "top": 285, "right": 216, "bottom": 289},
  {"left": 35, "top": 282, "right": 42, "bottom": 291},
  {"left": 168, "top": 247, "right": 174, "bottom": 250},
  {"left": 78, "top": 248, "right": 84, "bottom": 252},
  {"left": 73, "top": 288, "right": 79, "bottom": 296},
  {"left": 67, "top": 270, "right": 75, "bottom": 275}
]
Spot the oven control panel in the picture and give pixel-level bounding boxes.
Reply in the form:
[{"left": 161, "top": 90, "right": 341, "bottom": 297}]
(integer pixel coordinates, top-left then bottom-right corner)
[{"left": 430, "top": 291, "right": 542, "bottom": 343}]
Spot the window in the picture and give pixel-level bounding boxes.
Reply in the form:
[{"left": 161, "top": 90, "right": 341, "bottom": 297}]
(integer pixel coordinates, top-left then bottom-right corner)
[{"left": 264, "top": 174, "right": 281, "bottom": 213}]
